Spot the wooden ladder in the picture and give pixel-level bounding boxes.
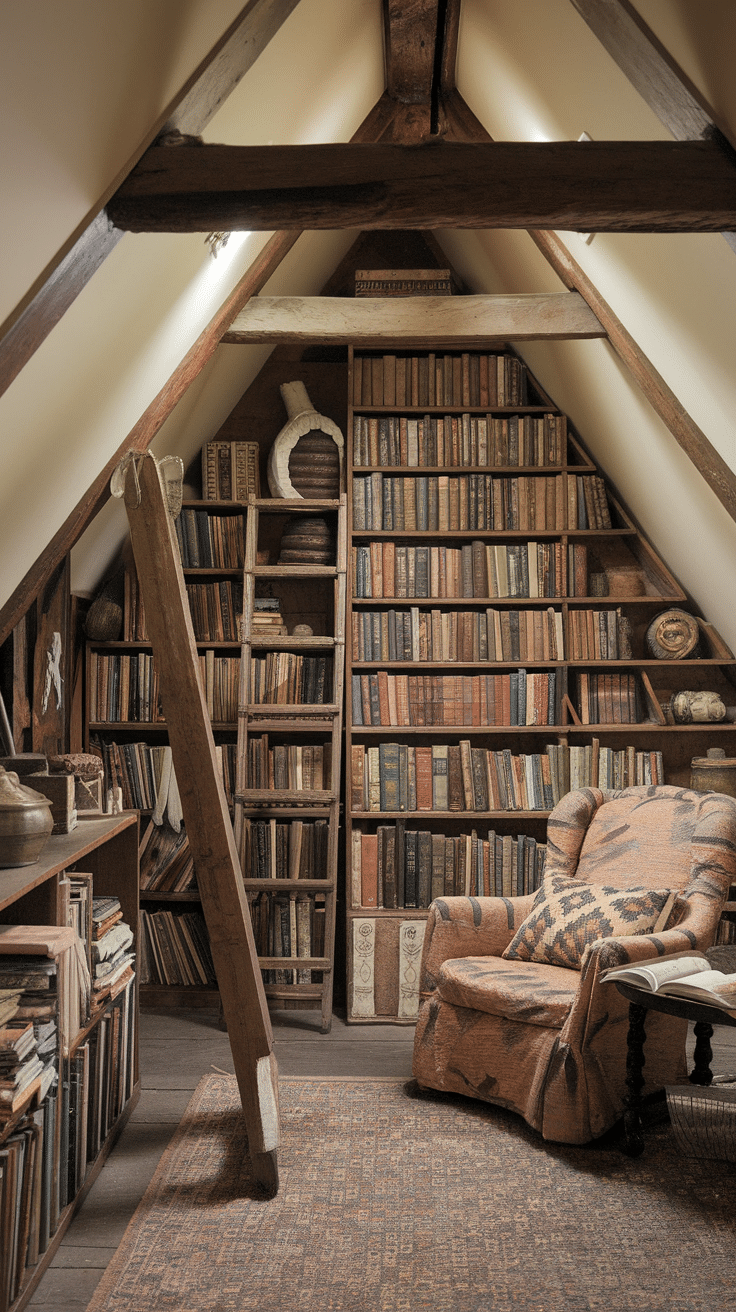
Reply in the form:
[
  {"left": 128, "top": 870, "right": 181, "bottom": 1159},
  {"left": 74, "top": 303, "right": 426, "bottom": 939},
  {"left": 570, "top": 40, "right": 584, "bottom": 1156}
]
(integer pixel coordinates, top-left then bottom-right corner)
[{"left": 121, "top": 453, "right": 280, "bottom": 1196}]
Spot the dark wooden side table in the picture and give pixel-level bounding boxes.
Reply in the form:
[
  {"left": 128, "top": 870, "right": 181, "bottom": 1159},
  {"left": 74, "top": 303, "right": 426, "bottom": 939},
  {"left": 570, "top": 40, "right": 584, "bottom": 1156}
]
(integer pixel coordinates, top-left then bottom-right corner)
[{"left": 614, "top": 981, "right": 736, "bottom": 1156}]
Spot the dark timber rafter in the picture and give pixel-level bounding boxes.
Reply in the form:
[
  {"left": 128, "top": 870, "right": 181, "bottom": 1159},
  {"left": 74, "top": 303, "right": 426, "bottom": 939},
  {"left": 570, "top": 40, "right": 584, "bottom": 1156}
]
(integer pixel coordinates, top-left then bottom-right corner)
[
  {"left": 569, "top": 0, "right": 736, "bottom": 255},
  {"left": 0, "top": 0, "right": 302, "bottom": 403},
  {"left": 440, "top": 92, "right": 736, "bottom": 526},
  {"left": 106, "top": 138, "right": 736, "bottom": 233}
]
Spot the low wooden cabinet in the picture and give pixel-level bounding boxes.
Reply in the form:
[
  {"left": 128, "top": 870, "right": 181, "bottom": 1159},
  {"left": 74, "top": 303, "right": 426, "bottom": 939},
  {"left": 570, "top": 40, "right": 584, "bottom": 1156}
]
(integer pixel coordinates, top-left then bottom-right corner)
[{"left": 0, "top": 813, "right": 139, "bottom": 1312}]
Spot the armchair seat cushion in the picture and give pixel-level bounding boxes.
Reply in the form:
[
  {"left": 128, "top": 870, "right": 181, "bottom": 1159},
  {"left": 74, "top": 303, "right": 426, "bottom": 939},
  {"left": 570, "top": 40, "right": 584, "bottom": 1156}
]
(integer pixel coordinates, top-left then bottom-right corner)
[{"left": 436, "top": 955, "right": 576, "bottom": 1028}]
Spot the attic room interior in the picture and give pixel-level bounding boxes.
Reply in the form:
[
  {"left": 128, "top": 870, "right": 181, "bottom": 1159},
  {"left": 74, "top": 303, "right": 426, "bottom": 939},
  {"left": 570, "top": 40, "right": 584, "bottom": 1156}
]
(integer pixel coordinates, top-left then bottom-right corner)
[{"left": 1, "top": 1, "right": 736, "bottom": 1309}]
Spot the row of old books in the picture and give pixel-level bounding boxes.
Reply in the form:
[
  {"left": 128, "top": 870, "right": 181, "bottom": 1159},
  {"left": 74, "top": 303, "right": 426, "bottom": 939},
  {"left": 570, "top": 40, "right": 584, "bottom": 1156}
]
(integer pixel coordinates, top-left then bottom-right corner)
[
  {"left": 352, "top": 472, "right": 611, "bottom": 532},
  {"left": 88, "top": 651, "right": 162, "bottom": 724},
  {"left": 352, "top": 540, "right": 587, "bottom": 599},
  {"left": 0, "top": 916, "right": 135, "bottom": 1309},
  {"left": 351, "top": 670, "right": 560, "bottom": 727},
  {"left": 567, "top": 608, "right": 633, "bottom": 661},
  {"left": 576, "top": 671, "right": 642, "bottom": 724},
  {"left": 554, "top": 740, "right": 664, "bottom": 794},
  {"left": 201, "top": 439, "right": 260, "bottom": 501},
  {"left": 94, "top": 740, "right": 235, "bottom": 814},
  {"left": 139, "top": 822, "right": 195, "bottom": 893},
  {"left": 350, "top": 738, "right": 664, "bottom": 814},
  {"left": 63, "top": 976, "right": 136, "bottom": 1206},
  {"left": 196, "top": 654, "right": 240, "bottom": 722},
  {"left": 138, "top": 910, "right": 216, "bottom": 988},
  {"left": 245, "top": 737, "right": 332, "bottom": 792},
  {"left": 249, "top": 890, "right": 326, "bottom": 986},
  {"left": 350, "top": 825, "right": 547, "bottom": 909},
  {"left": 249, "top": 653, "right": 332, "bottom": 706},
  {"left": 186, "top": 581, "right": 243, "bottom": 641},
  {"left": 0, "top": 977, "right": 135, "bottom": 1312},
  {"left": 352, "top": 606, "right": 566, "bottom": 664},
  {"left": 175, "top": 507, "right": 245, "bottom": 569},
  {"left": 353, "top": 472, "right": 564, "bottom": 533},
  {"left": 240, "top": 818, "right": 329, "bottom": 882},
  {"left": 352, "top": 351, "right": 528, "bottom": 408},
  {"left": 88, "top": 652, "right": 243, "bottom": 724},
  {"left": 352, "top": 412, "right": 567, "bottom": 468}
]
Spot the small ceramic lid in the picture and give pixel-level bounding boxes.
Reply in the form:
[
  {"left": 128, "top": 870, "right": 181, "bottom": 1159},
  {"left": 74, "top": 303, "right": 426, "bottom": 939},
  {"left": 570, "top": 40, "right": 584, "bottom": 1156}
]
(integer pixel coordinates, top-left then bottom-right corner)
[{"left": 0, "top": 766, "right": 54, "bottom": 812}]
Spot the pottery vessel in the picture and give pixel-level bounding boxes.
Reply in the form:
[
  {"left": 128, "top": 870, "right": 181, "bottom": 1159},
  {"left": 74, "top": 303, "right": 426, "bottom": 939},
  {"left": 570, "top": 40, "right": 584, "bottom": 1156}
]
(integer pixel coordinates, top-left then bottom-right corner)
[{"left": 0, "top": 767, "right": 54, "bottom": 867}]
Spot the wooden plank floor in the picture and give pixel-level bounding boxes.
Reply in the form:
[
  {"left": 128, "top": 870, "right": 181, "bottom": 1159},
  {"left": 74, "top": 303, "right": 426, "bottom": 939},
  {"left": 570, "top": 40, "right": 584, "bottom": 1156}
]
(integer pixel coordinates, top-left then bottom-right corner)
[{"left": 25, "top": 1013, "right": 736, "bottom": 1310}]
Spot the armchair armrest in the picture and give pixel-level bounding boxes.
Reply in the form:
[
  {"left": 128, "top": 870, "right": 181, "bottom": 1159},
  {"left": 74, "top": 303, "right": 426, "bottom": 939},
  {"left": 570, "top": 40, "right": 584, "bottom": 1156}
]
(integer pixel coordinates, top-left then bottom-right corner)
[
  {"left": 419, "top": 893, "right": 536, "bottom": 998},
  {"left": 562, "top": 923, "right": 705, "bottom": 1049}
]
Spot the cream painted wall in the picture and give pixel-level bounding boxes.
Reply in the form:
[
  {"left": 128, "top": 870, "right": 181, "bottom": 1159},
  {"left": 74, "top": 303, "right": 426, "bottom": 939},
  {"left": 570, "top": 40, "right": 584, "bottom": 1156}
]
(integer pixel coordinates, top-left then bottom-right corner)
[
  {"left": 0, "top": 0, "right": 249, "bottom": 328},
  {"left": 451, "top": 0, "right": 736, "bottom": 650},
  {"left": 0, "top": 0, "right": 384, "bottom": 613}
]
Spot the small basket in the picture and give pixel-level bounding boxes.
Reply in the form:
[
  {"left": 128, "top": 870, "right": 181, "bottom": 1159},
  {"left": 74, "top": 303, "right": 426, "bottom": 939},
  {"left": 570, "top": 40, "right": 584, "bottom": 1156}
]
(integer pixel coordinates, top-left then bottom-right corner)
[{"left": 666, "top": 1081, "right": 736, "bottom": 1162}]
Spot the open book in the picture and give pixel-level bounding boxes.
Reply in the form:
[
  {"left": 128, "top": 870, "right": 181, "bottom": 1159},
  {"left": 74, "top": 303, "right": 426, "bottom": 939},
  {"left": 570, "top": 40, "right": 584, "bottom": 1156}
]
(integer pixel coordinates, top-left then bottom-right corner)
[{"left": 602, "top": 950, "right": 736, "bottom": 1013}]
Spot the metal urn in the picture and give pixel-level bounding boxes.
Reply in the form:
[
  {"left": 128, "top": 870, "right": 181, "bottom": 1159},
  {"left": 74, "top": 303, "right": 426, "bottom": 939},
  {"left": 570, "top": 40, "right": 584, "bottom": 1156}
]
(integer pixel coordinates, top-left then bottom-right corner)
[{"left": 0, "top": 766, "right": 54, "bottom": 868}]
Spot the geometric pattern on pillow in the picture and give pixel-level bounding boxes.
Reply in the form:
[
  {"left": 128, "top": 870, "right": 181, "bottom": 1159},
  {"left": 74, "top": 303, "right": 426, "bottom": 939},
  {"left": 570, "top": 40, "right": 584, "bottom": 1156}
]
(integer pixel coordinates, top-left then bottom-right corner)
[{"left": 501, "top": 875, "right": 677, "bottom": 970}]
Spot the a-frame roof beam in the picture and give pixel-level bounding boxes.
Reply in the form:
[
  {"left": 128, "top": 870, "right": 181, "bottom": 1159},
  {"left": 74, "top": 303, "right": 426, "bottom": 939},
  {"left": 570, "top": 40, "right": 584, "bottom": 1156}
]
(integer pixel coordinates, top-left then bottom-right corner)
[
  {"left": 222, "top": 292, "right": 605, "bottom": 344},
  {"left": 106, "top": 139, "right": 736, "bottom": 232},
  {"left": 569, "top": 0, "right": 736, "bottom": 254},
  {"left": 439, "top": 93, "right": 736, "bottom": 525},
  {"left": 0, "top": 0, "right": 301, "bottom": 403}
]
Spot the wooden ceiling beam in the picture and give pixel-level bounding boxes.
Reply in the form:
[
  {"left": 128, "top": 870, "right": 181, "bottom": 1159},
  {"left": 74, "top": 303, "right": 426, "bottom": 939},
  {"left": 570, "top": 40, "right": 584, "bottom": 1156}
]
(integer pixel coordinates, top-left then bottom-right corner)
[
  {"left": 569, "top": 0, "right": 736, "bottom": 254},
  {"left": 0, "top": 0, "right": 301, "bottom": 403},
  {"left": 222, "top": 292, "right": 605, "bottom": 345},
  {"left": 106, "top": 139, "right": 736, "bottom": 232}
]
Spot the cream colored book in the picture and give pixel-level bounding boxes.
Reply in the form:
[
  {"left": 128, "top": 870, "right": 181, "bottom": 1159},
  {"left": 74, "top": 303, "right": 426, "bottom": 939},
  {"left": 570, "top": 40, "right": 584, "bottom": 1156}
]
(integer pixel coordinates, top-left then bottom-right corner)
[{"left": 602, "top": 951, "right": 736, "bottom": 1012}]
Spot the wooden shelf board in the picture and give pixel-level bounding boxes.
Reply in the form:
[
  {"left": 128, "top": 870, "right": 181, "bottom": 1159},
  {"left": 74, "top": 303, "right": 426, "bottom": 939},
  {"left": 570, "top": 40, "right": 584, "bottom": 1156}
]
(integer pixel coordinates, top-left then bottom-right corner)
[
  {"left": 351, "top": 405, "right": 559, "bottom": 416},
  {"left": 248, "top": 636, "right": 337, "bottom": 649},
  {"left": 140, "top": 889, "right": 201, "bottom": 901},
  {"left": 252, "top": 498, "right": 342, "bottom": 511},
  {"left": 347, "top": 907, "right": 431, "bottom": 917},
  {"left": 237, "top": 788, "right": 336, "bottom": 804},
  {"left": 0, "top": 814, "right": 138, "bottom": 912},
  {"left": 351, "top": 528, "right": 635, "bottom": 539},
  {"left": 139, "top": 985, "right": 220, "bottom": 1007},
  {"left": 258, "top": 956, "right": 331, "bottom": 970},
  {"left": 254, "top": 565, "right": 338, "bottom": 577},
  {"left": 242, "top": 878, "right": 333, "bottom": 891},
  {"left": 349, "top": 809, "right": 550, "bottom": 820},
  {"left": 349, "top": 595, "right": 683, "bottom": 606}
]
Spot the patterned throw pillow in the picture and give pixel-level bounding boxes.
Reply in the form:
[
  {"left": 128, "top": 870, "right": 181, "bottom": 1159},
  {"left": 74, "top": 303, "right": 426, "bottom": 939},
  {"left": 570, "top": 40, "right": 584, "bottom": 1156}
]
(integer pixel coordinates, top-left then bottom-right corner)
[{"left": 501, "top": 875, "right": 677, "bottom": 970}]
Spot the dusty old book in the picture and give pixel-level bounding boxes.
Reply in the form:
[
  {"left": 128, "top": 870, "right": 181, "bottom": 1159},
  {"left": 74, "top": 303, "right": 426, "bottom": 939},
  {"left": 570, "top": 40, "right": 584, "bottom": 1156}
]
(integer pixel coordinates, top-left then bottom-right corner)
[{"left": 602, "top": 951, "right": 736, "bottom": 1012}]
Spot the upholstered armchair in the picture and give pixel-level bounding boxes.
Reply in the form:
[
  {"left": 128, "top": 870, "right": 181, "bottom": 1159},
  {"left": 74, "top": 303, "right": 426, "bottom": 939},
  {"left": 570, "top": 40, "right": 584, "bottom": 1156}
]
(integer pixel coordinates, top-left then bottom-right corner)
[{"left": 412, "top": 785, "right": 736, "bottom": 1144}]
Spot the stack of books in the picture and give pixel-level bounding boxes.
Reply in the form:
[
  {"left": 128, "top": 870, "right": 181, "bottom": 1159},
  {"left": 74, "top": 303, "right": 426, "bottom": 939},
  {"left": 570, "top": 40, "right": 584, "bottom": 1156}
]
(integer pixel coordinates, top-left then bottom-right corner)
[
  {"left": 90, "top": 899, "right": 135, "bottom": 1010},
  {"left": 252, "top": 596, "right": 287, "bottom": 636}
]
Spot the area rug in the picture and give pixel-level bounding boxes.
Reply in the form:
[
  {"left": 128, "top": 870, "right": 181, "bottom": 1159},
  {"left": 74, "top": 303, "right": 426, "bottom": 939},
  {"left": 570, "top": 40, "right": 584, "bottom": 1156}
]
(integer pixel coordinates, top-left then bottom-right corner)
[{"left": 86, "top": 1075, "right": 736, "bottom": 1312}]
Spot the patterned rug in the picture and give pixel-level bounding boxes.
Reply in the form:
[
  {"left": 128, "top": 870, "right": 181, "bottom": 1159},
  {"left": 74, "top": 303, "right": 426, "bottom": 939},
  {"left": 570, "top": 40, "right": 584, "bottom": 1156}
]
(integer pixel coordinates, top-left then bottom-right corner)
[{"left": 86, "top": 1075, "right": 736, "bottom": 1312}]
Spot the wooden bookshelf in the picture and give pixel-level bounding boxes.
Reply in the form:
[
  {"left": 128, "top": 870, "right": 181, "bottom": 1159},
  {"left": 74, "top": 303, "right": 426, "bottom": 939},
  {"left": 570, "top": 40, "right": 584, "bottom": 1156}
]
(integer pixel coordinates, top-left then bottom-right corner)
[
  {"left": 344, "top": 345, "right": 736, "bottom": 1023},
  {"left": 232, "top": 496, "right": 347, "bottom": 1033},
  {"left": 85, "top": 496, "right": 246, "bottom": 1006},
  {"left": 0, "top": 813, "right": 139, "bottom": 1312}
]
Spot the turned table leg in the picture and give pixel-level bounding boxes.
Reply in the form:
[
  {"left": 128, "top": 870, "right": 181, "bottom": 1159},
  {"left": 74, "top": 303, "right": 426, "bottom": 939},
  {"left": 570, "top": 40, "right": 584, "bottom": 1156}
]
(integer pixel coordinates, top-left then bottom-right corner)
[
  {"left": 622, "top": 1001, "right": 648, "bottom": 1157},
  {"left": 690, "top": 1019, "right": 714, "bottom": 1086}
]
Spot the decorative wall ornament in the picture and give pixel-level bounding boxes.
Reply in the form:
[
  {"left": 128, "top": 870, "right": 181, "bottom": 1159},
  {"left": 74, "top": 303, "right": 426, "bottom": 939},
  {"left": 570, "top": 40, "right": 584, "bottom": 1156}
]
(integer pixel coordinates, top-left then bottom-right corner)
[
  {"left": 398, "top": 920, "right": 426, "bottom": 1019},
  {"left": 41, "top": 632, "right": 63, "bottom": 714},
  {"left": 351, "top": 918, "right": 375, "bottom": 1017},
  {"left": 646, "top": 609, "right": 700, "bottom": 659},
  {"left": 267, "top": 382, "right": 344, "bottom": 499},
  {"left": 670, "top": 691, "right": 736, "bottom": 724}
]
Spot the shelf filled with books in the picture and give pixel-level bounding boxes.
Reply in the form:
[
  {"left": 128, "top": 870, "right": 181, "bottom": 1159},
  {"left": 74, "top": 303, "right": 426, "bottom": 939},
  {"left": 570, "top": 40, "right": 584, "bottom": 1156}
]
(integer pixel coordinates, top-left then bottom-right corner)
[
  {"left": 85, "top": 475, "right": 252, "bottom": 1009},
  {"left": 231, "top": 496, "right": 347, "bottom": 1033},
  {"left": 0, "top": 814, "right": 139, "bottom": 1312},
  {"left": 345, "top": 345, "right": 736, "bottom": 1023}
]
